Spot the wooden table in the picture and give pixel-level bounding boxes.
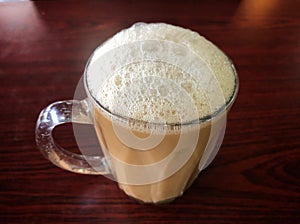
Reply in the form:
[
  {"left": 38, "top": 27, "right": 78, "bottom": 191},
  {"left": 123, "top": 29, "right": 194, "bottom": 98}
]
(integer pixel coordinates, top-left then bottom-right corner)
[{"left": 1, "top": 0, "right": 299, "bottom": 223}]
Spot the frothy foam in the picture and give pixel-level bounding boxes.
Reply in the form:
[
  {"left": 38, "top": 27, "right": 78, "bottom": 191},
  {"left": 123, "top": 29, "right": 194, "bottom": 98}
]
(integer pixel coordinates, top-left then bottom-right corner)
[
  {"left": 98, "top": 61, "right": 207, "bottom": 123},
  {"left": 89, "top": 23, "right": 236, "bottom": 124}
]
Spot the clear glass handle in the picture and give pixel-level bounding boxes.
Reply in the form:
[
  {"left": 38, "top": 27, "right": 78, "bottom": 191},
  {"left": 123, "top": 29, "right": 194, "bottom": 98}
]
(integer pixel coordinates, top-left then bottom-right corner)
[{"left": 35, "top": 99, "right": 110, "bottom": 175}]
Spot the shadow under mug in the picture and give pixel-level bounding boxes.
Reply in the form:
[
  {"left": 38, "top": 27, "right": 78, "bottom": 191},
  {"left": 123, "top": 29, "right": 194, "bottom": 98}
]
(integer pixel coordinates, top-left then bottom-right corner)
[{"left": 35, "top": 40, "right": 239, "bottom": 204}]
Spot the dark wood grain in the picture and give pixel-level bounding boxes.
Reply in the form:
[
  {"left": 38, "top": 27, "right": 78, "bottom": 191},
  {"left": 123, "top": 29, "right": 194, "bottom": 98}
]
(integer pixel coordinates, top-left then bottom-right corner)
[{"left": 1, "top": 0, "right": 299, "bottom": 223}]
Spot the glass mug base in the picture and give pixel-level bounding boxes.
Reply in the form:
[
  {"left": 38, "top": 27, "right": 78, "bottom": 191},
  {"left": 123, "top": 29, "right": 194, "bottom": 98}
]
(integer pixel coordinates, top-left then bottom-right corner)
[
  {"left": 121, "top": 169, "right": 200, "bottom": 204},
  {"left": 128, "top": 194, "right": 179, "bottom": 205}
]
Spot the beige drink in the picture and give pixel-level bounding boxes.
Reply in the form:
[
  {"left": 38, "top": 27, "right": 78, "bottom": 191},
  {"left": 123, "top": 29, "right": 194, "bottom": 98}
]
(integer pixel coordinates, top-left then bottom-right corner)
[
  {"left": 87, "top": 23, "right": 237, "bottom": 203},
  {"left": 94, "top": 99, "right": 215, "bottom": 203}
]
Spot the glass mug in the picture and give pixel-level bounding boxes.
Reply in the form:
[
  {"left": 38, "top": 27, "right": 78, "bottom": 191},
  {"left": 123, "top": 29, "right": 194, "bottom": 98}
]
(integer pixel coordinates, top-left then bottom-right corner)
[{"left": 35, "top": 23, "right": 238, "bottom": 204}]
